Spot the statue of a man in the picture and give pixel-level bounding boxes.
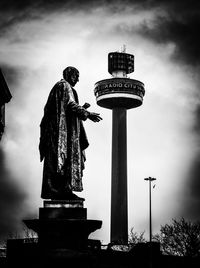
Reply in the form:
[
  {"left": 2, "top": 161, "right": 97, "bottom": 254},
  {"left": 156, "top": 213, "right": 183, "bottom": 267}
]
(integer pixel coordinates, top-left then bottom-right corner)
[{"left": 39, "top": 66, "right": 102, "bottom": 200}]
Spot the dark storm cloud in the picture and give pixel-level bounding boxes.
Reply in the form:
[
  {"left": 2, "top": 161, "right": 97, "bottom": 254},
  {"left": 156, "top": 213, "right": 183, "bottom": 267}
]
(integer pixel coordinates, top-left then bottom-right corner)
[
  {"left": 0, "top": 65, "right": 21, "bottom": 87},
  {"left": 1, "top": 0, "right": 199, "bottom": 66},
  {"left": 101, "top": 0, "right": 200, "bottom": 66},
  {"left": 0, "top": 0, "right": 128, "bottom": 11},
  {"left": 0, "top": 148, "right": 26, "bottom": 238},
  {"left": 139, "top": 4, "right": 200, "bottom": 65},
  {"left": 0, "top": 0, "right": 123, "bottom": 36},
  {"left": 0, "top": 0, "right": 116, "bottom": 16},
  {"left": 0, "top": 0, "right": 78, "bottom": 34},
  {"left": 0, "top": 64, "right": 28, "bottom": 102}
]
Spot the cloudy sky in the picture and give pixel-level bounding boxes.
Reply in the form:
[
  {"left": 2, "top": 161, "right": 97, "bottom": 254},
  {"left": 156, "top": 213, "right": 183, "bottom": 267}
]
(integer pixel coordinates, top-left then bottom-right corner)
[{"left": 0, "top": 0, "right": 200, "bottom": 244}]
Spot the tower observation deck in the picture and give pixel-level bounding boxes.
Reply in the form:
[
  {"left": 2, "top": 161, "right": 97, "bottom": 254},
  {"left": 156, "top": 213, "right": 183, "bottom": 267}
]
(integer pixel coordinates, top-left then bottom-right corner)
[
  {"left": 95, "top": 52, "right": 145, "bottom": 109},
  {"left": 94, "top": 50, "right": 145, "bottom": 244}
]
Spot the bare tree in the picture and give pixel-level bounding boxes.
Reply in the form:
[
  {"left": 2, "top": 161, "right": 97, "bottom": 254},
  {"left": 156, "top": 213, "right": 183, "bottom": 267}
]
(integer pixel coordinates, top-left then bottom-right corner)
[
  {"left": 0, "top": 224, "right": 38, "bottom": 249},
  {"left": 128, "top": 227, "right": 147, "bottom": 247},
  {"left": 154, "top": 218, "right": 200, "bottom": 257}
]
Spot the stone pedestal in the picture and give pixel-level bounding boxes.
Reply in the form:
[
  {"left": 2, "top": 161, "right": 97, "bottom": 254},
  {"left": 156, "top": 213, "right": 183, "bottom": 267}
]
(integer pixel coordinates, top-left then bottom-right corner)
[{"left": 23, "top": 200, "right": 102, "bottom": 250}]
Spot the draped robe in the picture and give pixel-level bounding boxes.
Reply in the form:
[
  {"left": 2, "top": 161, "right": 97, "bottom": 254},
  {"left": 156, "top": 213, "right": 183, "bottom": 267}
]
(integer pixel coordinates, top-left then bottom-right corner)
[{"left": 39, "top": 79, "right": 89, "bottom": 199}]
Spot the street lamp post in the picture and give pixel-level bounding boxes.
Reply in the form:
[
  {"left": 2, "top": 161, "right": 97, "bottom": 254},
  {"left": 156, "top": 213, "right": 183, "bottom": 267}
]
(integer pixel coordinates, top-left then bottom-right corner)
[{"left": 144, "top": 177, "right": 156, "bottom": 243}]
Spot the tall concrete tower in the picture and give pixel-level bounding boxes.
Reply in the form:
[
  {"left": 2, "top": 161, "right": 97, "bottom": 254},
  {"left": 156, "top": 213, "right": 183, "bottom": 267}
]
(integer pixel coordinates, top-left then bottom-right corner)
[{"left": 94, "top": 49, "right": 145, "bottom": 244}]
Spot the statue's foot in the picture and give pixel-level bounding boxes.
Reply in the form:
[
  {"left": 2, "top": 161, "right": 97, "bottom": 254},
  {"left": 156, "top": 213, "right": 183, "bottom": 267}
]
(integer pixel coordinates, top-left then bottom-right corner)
[
  {"left": 50, "top": 193, "right": 64, "bottom": 200},
  {"left": 70, "top": 192, "right": 85, "bottom": 201},
  {"left": 51, "top": 191, "right": 85, "bottom": 201},
  {"left": 64, "top": 191, "right": 85, "bottom": 201}
]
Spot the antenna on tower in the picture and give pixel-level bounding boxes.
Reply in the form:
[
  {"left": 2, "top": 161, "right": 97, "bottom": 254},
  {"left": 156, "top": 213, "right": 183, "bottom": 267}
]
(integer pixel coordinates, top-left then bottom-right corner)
[{"left": 121, "top": 44, "right": 126, "bottom": 53}]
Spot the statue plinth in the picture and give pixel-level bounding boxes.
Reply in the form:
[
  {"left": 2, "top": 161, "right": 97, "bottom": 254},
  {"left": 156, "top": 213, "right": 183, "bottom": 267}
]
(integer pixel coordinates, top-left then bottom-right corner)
[
  {"left": 39, "top": 200, "right": 87, "bottom": 219},
  {"left": 23, "top": 200, "right": 102, "bottom": 250}
]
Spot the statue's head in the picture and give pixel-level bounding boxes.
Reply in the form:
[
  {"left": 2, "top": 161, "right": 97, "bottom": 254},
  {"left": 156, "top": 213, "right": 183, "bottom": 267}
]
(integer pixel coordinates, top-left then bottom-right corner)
[{"left": 63, "top": 66, "right": 79, "bottom": 87}]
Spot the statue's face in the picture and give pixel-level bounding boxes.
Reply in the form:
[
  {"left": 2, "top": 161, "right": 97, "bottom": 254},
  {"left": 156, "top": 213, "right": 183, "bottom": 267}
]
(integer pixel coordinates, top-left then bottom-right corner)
[
  {"left": 70, "top": 71, "right": 79, "bottom": 86},
  {"left": 64, "top": 70, "right": 79, "bottom": 87}
]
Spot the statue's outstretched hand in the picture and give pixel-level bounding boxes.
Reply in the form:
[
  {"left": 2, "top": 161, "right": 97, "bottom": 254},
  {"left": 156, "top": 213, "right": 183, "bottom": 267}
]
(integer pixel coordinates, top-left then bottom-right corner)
[{"left": 88, "top": 112, "right": 102, "bottom": 122}]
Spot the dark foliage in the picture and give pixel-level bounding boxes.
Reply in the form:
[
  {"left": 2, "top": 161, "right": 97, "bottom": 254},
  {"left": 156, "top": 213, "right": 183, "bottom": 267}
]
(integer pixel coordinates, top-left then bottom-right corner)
[{"left": 154, "top": 218, "right": 200, "bottom": 257}]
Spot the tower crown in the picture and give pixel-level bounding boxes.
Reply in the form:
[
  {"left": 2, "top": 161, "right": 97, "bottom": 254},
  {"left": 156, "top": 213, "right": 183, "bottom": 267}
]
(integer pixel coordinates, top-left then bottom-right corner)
[{"left": 108, "top": 52, "right": 134, "bottom": 77}]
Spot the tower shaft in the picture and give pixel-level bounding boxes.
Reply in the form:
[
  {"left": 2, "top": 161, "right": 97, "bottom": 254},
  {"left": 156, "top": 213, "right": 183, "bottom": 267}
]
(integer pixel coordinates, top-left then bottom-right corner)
[
  {"left": 111, "top": 108, "right": 128, "bottom": 243},
  {"left": 94, "top": 50, "right": 145, "bottom": 246}
]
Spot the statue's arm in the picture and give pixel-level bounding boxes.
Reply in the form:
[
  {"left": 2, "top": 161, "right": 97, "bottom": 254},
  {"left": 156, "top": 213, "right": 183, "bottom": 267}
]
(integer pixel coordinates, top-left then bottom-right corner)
[
  {"left": 62, "top": 82, "right": 102, "bottom": 122},
  {"left": 64, "top": 83, "right": 90, "bottom": 121},
  {"left": 67, "top": 100, "right": 90, "bottom": 121}
]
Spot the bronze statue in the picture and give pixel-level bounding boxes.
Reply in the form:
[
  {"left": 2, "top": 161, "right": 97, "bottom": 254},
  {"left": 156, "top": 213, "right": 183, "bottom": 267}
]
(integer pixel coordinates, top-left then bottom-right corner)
[{"left": 39, "top": 66, "right": 102, "bottom": 200}]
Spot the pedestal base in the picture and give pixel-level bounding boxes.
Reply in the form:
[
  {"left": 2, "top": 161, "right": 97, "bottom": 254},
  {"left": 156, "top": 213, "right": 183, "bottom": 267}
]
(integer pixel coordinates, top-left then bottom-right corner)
[
  {"left": 24, "top": 218, "right": 102, "bottom": 249},
  {"left": 23, "top": 199, "right": 102, "bottom": 250}
]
